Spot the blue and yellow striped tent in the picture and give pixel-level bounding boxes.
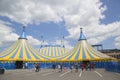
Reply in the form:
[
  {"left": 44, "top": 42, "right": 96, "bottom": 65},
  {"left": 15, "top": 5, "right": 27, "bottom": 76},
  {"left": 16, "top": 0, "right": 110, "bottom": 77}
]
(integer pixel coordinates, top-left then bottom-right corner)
[
  {"left": 0, "top": 27, "right": 50, "bottom": 62},
  {"left": 39, "top": 45, "right": 65, "bottom": 58},
  {"left": 56, "top": 28, "right": 114, "bottom": 62}
]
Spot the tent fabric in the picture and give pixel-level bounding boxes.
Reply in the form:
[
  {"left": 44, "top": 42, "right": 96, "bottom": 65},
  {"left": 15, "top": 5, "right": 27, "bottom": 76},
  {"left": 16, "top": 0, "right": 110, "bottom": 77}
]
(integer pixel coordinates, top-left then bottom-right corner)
[
  {"left": 0, "top": 39, "right": 50, "bottom": 61},
  {"left": 55, "top": 29, "right": 115, "bottom": 62},
  {"left": 39, "top": 45, "right": 65, "bottom": 58},
  {"left": 56, "top": 41, "right": 113, "bottom": 62},
  {"left": 0, "top": 27, "right": 50, "bottom": 62},
  {"left": 0, "top": 27, "right": 115, "bottom": 62}
]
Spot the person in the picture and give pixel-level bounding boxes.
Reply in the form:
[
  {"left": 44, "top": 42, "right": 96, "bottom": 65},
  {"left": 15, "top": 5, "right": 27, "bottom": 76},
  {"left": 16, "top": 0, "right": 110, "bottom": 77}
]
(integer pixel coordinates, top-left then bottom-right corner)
[
  {"left": 85, "top": 63, "right": 88, "bottom": 71},
  {"left": 60, "top": 64, "right": 63, "bottom": 72},
  {"left": 52, "top": 64, "right": 56, "bottom": 71},
  {"left": 81, "top": 63, "right": 85, "bottom": 71},
  {"left": 35, "top": 63, "right": 39, "bottom": 72},
  {"left": 75, "top": 63, "right": 78, "bottom": 72},
  {"left": 91, "top": 63, "right": 95, "bottom": 70},
  {"left": 25, "top": 62, "right": 28, "bottom": 69},
  {"left": 70, "top": 64, "right": 74, "bottom": 72},
  {"left": 87, "top": 63, "right": 91, "bottom": 71},
  {"left": 58, "top": 64, "right": 61, "bottom": 72}
]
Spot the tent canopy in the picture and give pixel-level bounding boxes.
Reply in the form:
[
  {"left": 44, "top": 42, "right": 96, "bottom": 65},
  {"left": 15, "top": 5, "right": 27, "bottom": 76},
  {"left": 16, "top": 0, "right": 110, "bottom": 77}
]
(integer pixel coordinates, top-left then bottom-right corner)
[
  {"left": 0, "top": 27, "right": 116, "bottom": 62},
  {"left": 39, "top": 45, "right": 65, "bottom": 58},
  {"left": 0, "top": 27, "right": 50, "bottom": 62},
  {"left": 55, "top": 28, "right": 115, "bottom": 62}
]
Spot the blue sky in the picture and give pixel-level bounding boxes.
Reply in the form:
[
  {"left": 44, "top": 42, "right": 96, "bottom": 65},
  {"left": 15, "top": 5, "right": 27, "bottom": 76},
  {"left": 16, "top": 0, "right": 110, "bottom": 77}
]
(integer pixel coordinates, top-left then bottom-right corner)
[{"left": 0, "top": 0, "right": 120, "bottom": 52}]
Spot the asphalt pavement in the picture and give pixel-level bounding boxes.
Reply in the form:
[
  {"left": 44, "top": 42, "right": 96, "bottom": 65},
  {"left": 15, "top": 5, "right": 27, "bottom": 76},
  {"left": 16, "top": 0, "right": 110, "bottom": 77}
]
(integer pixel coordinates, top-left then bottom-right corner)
[{"left": 0, "top": 69, "right": 120, "bottom": 80}]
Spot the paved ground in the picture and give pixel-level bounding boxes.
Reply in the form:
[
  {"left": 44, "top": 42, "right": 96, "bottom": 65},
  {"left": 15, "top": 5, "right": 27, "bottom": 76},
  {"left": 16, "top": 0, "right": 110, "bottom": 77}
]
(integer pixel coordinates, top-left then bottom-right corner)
[{"left": 0, "top": 69, "right": 120, "bottom": 80}]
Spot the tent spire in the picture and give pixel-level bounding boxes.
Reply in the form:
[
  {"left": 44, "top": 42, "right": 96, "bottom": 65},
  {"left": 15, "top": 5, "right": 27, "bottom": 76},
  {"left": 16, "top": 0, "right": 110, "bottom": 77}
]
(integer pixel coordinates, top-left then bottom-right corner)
[
  {"left": 19, "top": 26, "right": 27, "bottom": 40},
  {"left": 61, "top": 36, "right": 65, "bottom": 48},
  {"left": 40, "top": 35, "right": 43, "bottom": 48},
  {"left": 80, "top": 28, "right": 83, "bottom": 33},
  {"left": 78, "top": 28, "right": 86, "bottom": 41}
]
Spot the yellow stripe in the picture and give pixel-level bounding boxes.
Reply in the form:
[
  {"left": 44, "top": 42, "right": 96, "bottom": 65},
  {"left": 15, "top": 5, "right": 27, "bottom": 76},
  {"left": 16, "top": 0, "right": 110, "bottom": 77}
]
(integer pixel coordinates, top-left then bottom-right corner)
[
  {"left": 53, "top": 47, "right": 56, "bottom": 57},
  {"left": 56, "top": 47, "right": 58, "bottom": 56},
  {"left": 27, "top": 41, "right": 46, "bottom": 60},
  {"left": 51, "top": 47, "right": 53, "bottom": 56},
  {"left": 84, "top": 46, "right": 90, "bottom": 59},
  {"left": 30, "top": 45, "right": 49, "bottom": 60},
  {"left": 79, "top": 44, "right": 82, "bottom": 60},
  {"left": 44, "top": 47, "right": 49, "bottom": 56},
  {"left": 1, "top": 40, "right": 19, "bottom": 56},
  {"left": 86, "top": 46, "right": 99, "bottom": 59},
  {"left": 14, "top": 41, "right": 23, "bottom": 59},
  {"left": 70, "top": 44, "right": 80, "bottom": 60},
  {"left": 61, "top": 49, "right": 73, "bottom": 60},
  {"left": 62, "top": 48, "right": 65, "bottom": 54},
  {"left": 25, "top": 41, "right": 36, "bottom": 60},
  {"left": 23, "top": 41, "right": 27, "bottom": 60},
  {"left": 61, "top": 48, "right": 63, "bottom": 55},
  {"left": 61, "top": 43, "right": 79, "bottom": 60},
  {"left": 86, "top": 41, "right": 103, "bottom": 58},
  {"left": 3, "top": 42, "right": 20, "bottom": 60}
]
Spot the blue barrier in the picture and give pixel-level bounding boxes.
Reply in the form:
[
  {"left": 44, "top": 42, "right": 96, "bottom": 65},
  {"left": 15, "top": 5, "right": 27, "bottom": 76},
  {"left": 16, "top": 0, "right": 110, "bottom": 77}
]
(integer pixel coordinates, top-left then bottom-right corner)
[
  {"left": 1, "top": 61, "right": 118, "bottom": 70},
  {"left": 105, "top": 62, "right": 120, "bottom": 73}
]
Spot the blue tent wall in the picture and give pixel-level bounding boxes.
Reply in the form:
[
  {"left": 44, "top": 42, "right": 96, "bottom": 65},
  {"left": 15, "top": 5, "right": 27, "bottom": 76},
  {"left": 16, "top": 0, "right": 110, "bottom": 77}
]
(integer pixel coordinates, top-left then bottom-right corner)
[
  {"left": 0, "top": 61, "right": 114, "bottom": 69},
  {"left": 0, "top": 62, "right": 15, "bottom": 69}
]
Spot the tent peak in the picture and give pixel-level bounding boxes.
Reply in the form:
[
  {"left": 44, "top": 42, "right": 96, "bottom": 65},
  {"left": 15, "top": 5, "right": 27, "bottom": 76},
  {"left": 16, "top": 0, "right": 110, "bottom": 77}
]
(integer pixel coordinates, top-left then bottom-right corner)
[
  {"left": 19, "top": 26, "right": 27, "bottom": 40},
  {"left": 78, "top": 28, "right": 86, "bottom": 41}
]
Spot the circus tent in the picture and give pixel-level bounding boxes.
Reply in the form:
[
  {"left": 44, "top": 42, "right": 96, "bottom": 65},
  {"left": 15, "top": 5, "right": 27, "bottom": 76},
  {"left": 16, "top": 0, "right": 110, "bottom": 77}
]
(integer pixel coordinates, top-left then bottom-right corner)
[
  {"left": 56, "top": 28, "right": 115, "bottom": 62},
  {"left": 0, "top": 27, "right": 50, "bottom": 62},
  {"left": 39, "top": 44, "right": 65, "bottom": 58}
]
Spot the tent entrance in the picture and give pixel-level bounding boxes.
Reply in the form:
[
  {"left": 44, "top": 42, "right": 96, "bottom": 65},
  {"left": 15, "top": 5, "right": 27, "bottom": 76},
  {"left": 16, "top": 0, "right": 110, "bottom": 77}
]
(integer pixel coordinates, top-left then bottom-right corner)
[
  {"left": 82, "top": 61, "right": 90, "bottom": 65},
  {"left": 15, "top": 61, "right": 23, "bottom": 69}
]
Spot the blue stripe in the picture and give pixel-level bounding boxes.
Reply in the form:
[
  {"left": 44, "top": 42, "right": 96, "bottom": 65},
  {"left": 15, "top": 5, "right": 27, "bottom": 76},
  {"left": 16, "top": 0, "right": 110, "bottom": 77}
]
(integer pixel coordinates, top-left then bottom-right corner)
[
  {"left": 29, "top": 49, "right": 39, "bottom": 59},
  {"left": 10, "top": 49, "right": 18, "bottom": 58},
  {"left": 82, "top": 48, "right": 86, "bottom": 59},
  {"left": 28, "top": 45, "right": 49, "bottom": 60},
  {"left": 89, "top": 48, "right": 101, "bottom": 58},
  {"left": 19, "top": 48, "right": 23, "bottom": 59},
  {"left": 0, "top": 42, "right": 19, "bottom": 58},
  {"left": 86, "top": 49, "right": 94, "bottom": 59},
  {"left": 67, "top": 54, "right": 74, "bottom": 60},
  {"left": 31, "top": 52, "right": 39, "bottom": 59},
  {"left": 75, "top": 50, "right": 80, "bottom": 60},
  {"left": 10, "top": 45, "right": 20, "bottom": 58},
  {"left": 25, "top": 47, "right": 31, "bottom": 59},
  {"left": 67, "top": 48, "right": 77, "bottom": 60}
]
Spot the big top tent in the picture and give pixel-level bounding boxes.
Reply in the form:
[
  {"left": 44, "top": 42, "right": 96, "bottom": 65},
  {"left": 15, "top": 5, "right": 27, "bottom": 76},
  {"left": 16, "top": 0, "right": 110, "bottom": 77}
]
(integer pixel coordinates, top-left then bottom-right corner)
[
  {"left": 56, "top": 28, "right": 115, "bottom": 62},
  {"left": 0, "top": 27, "right": 50, "bottom": 62},
  {"left": 39, "top": 44, "right": 65, "bottom": 58}
]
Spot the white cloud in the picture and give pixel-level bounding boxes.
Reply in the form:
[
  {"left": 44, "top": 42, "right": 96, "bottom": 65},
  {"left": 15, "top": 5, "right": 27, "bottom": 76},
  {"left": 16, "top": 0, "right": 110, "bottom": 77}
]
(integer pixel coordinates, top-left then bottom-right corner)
[
  {"left": 27, "top": 36, "right": 41, "bottom": 46},
  {"left": 115, "top": 36, "right": 120, "bottom": 49},
  {"left": 0, "top": 20, "right": 18, "bottom": 47},
  {"left": 55, "top": 39, "right": 73, "bottom": 50},
  {"left": 0, "top": 0, "right": 105, "bottom": 25},
  {"left": 0, "top": 0, "right": 120, "bottom": 49},
  {"left": 0, "top": 20, "right": 43, "bottom": 51}
]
